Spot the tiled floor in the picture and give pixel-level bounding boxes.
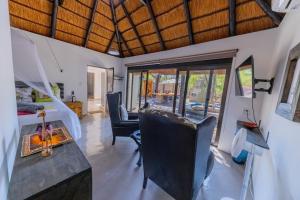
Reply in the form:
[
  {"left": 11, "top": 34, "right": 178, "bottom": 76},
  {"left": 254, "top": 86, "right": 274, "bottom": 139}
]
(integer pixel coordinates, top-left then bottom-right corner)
[
  {"left": 88, "top": 99, "right": 104, "bottom": 113},
  {"left": 77, "top": 113, "right": 247, "bottom": 200}
]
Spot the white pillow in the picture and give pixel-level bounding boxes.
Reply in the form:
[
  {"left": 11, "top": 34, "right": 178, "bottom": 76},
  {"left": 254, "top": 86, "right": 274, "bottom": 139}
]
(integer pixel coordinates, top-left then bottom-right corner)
[
  {"left": 120, "top": 104, "right": 128, "bottom": 120},
  {"left": 16, "top": 87, "right": 33, "bottom": 102}
]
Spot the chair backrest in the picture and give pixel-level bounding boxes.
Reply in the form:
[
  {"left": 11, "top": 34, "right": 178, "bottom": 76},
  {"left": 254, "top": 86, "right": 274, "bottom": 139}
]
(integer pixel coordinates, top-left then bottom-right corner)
[
  {"left": 139, "top": 109, "right": 216, "bottom": 200},
  {"left": 107, "top": 92, "right": 122, "bottom": 124},
  {"left": 193, "top": 116, "right": 216, "bottom": 198}
]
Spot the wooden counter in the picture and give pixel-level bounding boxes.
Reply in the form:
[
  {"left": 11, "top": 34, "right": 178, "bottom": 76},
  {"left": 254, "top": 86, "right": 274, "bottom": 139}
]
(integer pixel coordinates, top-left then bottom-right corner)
[{"left": 8, "top": 120, "right": 92, "bottom": 200}]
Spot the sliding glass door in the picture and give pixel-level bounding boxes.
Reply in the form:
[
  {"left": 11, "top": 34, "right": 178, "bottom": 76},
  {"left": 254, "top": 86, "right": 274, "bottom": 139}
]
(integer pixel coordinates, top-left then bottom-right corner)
[
  {"left": 126, "top": 60, "right": 231, "bottom": 145},
  {"left": 182, "top": 69, "right": 228, "bottom": 144}
]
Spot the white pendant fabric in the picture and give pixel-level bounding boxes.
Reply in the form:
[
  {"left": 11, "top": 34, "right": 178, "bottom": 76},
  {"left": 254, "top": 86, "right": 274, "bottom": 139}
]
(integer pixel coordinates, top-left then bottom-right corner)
[{"left": 11, "top": 29, "right": 81, "bottom": 140}]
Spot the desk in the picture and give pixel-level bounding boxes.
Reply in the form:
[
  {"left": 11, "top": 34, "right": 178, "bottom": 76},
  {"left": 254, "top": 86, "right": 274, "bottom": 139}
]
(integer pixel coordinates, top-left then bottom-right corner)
[
  {"left": 8, "top": 120, "right": 92, "bottom": 200},
  {"left": 236, "top": 121, "right": 269, "bottom": 200},
  {"left": 237, "top": 121, "right": 269, "bottom": 149}
]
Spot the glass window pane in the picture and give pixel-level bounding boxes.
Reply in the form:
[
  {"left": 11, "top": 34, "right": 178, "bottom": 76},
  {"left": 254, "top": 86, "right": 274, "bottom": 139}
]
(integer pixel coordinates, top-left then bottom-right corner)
[
  {"left": 208, "top": 69, "right": 226, "bottom": 144},
  {"left": 126, "top": 73, "right": 133, "bottom": 111},
  {"left": 127, "top": 72, "right": 141, "bottom": 112},
  {"left": 146, "top": 69, "right": 177, "bottom": 112},
  {"left": 185, "top": 70, "right": 210, "bottom": 122},
  {"left": 208, "top": 69, "right": 226, "bottom": 118}
]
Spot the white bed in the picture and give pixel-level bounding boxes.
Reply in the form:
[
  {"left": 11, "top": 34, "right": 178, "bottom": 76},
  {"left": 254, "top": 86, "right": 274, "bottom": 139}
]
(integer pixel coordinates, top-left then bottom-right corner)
[{"left": 18, "top": 102, "right": 60, "bottom": 127}]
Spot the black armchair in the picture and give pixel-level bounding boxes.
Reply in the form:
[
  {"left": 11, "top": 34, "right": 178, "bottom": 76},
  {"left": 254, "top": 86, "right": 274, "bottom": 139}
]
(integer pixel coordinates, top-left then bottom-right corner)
[
  {"left": 139, "top": 109, "right": 216, "bottom": 200},
  {"left": 107, "top": 92, "right": 139, "bottom": 145}
]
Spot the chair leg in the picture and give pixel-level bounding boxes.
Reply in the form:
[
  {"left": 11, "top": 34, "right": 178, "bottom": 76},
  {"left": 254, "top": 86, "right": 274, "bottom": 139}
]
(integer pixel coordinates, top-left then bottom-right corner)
[
  {"left": 112, "top": 136, "right": 116, "bottom": 145},
  {"left": 137, "top": 152, "right": 142, "bottom": 167},
  {"left": 143, "top": 177, "right": 148, "bottom": 189}
]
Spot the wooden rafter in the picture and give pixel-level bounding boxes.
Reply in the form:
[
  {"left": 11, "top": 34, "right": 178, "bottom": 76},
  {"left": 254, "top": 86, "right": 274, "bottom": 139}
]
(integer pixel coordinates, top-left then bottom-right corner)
[
  {"left": 229, "top": 0, "right": 236, "bottom": 36},
  {"left": 255, "top": 0, "right": 282, "bottom": 26},
  {"left": 121, "top": 2, "right": 147, "bottom": 54},
  {"left": 105, "top": 32, "right": 116, "bottom": 53},
  {"left": 110, "top": 0, "right": 124, "bottom": 57},
  {"left": 84, "top": 0, "right": 99, "bottom": 47},
  {"left": 51, "top": 0, "right": 59, "bottom": 38},
  {"left": 9, "top": 0, "right": 281, "bottom": 57},
  {"left": 119, "top": 32, "right": 133, "bottom": 56},
  {"left": 183, "top": 0, "right": 194, "bottom": 44},
  {"left": 144, "top": 0, "right": 166, "bottom": 51}
]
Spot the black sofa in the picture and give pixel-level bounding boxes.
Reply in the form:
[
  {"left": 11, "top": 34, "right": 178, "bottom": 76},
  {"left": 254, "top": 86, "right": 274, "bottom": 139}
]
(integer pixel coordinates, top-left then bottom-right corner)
[{"left": 139, "top": 109, "right": 216, "bottom": 200}]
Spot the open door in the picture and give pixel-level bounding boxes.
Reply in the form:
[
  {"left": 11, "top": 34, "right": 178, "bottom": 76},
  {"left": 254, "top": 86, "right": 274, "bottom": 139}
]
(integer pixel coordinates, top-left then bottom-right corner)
[{"left": 87, "top": 66, "right": 114, "bottom": 114}]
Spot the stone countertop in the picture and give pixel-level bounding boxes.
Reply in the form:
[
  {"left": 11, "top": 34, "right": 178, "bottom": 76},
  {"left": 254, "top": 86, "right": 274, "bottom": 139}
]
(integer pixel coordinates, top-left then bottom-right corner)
[{"left": 8, "top": 120, "right": 91, "bottom": 200}]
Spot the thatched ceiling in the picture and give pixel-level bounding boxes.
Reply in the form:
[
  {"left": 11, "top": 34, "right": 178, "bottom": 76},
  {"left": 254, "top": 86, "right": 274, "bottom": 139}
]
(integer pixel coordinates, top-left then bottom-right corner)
[{"left": 9, "top": 0, "right": 283, "bottom": 57}]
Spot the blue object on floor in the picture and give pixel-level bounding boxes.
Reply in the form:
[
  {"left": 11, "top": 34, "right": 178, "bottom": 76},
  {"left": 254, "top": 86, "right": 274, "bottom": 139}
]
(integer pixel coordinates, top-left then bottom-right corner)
[
  {"left": 231, "top": 128, "right": 248, "bottom": 164},
  {"left": 232, "top": 150, "right": 248, "bottom": 164}
]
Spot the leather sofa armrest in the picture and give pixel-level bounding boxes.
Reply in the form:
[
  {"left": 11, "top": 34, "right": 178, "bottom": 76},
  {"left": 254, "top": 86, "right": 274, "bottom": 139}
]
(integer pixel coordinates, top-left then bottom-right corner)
[
  {"left": 128, "top": 112, "right": 138, "bottom": 120},
  {"left": 117, "top": 120, "right": 139, "bottom": 127}
]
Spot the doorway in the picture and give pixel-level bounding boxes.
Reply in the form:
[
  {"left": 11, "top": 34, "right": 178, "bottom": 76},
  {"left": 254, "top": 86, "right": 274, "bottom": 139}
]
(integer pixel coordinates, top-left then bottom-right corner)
[
  {"left": 126, "top": 59, "right": 231, "bottom": 145},
  {"left": 87, "top": 66, "right": 114, "bottom": 114}
]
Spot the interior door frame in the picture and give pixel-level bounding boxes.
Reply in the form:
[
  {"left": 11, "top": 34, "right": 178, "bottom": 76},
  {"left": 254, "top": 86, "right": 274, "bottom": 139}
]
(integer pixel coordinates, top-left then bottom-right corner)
[
  {"left": 87, "top": 65, "right": 114, "bottom": 113},
  {"left": 87, "top": 65, "right": 114, "bottom": 92}
]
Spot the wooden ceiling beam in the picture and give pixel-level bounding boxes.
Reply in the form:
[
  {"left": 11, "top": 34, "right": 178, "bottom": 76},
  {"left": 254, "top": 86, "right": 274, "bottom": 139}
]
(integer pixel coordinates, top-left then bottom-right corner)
[
  {"left": 121, "top": 2, "right": 147, "bottom": 54},
  {"left": 51, "top": 0, "right": 59, "bottom": 38},
  {"left": 255, "top": 0, "right": 282, "bottom": 26},
  {"left": 105, "top": 32, "right": 116, "bottom": 53},
  {"left": 84, "top": 0, "right": 99, "bottom": 47},
  {"left": 110, "top": 0, "right": 124, "bottom": 57},
  {"left": 117, "top": 4, "right": 144, "bottom": 23},
  {"left": 183, "top": 0, "right": 194, "bottom": 44},
  {"left": 229, "top": 0, "right": 236, "bottom": 36},
  {"left": 144, "top": 0, "right": 166, "bottom": 51},
  {"left": 119, "top": 32, "right": 133, "bottom": 56}
]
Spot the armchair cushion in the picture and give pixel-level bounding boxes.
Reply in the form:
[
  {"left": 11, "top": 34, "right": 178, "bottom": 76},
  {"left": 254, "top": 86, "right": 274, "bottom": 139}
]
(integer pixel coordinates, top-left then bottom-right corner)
[{"left": 120, "top": 104, "right": 128, "bottom": 120}]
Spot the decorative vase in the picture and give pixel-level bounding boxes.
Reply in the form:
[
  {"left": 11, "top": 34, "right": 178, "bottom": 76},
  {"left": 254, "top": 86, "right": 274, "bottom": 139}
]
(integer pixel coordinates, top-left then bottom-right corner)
[{"left": 38, "top": 111, "right": 53, "bottom": 157}]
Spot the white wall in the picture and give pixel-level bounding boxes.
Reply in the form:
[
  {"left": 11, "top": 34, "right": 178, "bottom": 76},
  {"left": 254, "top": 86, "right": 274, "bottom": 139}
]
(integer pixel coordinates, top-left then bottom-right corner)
[
  {"left": 13, "top": 28, "right": 123, "bottom": 114},
  {"left": 252, "top": 9, "right": 300, "bottom": 200},
  {"left": 123, "top": 28, "right": 278, "bottom": 153},
  {"left": 0, "top": 1, "right": 19, "bottom": 200}
]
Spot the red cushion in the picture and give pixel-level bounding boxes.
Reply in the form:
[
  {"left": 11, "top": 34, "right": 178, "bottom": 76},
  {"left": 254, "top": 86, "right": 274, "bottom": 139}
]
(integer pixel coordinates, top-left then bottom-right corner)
[{"left": 18, "top": 111, "right": 34, "bottom": 116}]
